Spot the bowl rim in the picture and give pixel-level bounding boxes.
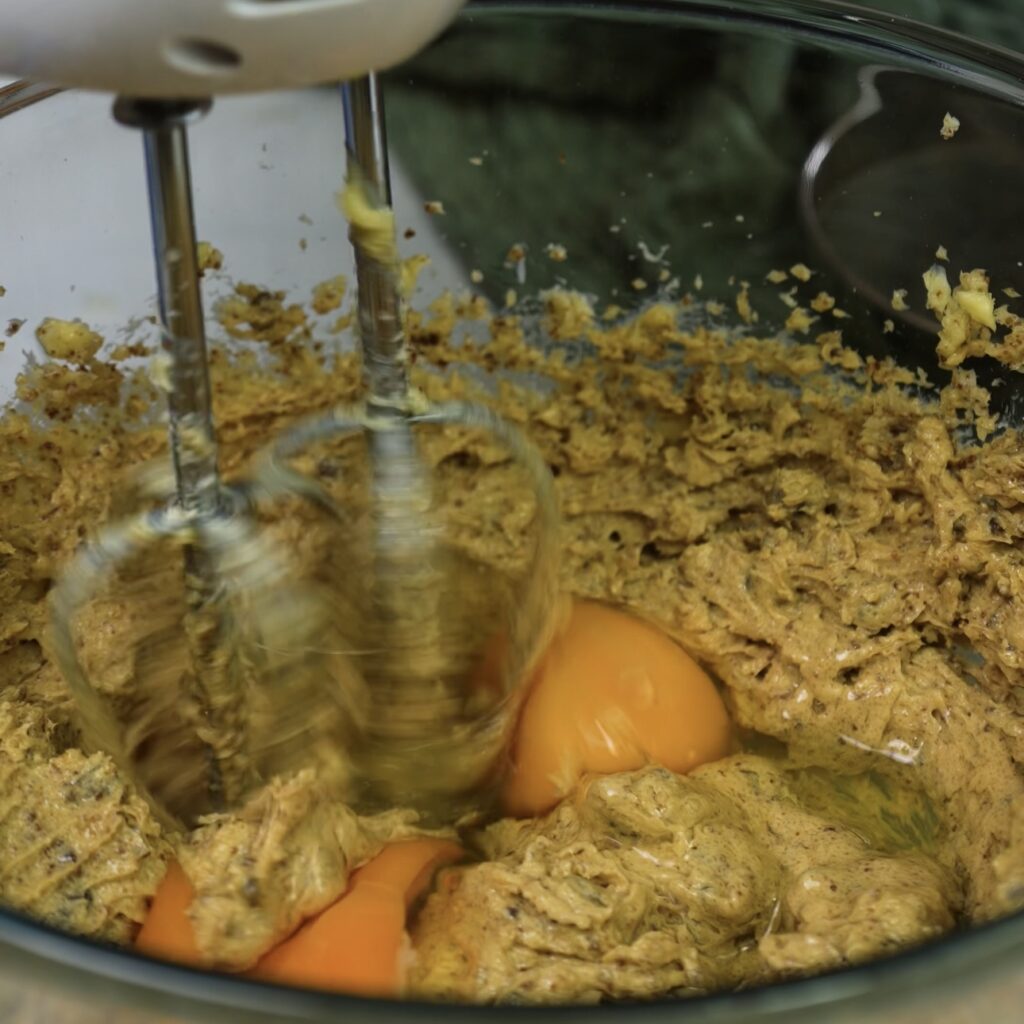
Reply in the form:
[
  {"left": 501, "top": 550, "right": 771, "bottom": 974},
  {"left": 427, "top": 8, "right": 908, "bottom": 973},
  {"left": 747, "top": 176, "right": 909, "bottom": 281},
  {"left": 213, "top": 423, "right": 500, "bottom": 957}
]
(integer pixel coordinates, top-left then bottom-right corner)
[
  {"left": 466, "top": 0, "right": 1024, "bottom": 101},
  {"left": 1, "top": 0, "right": 1023, "bottom": 1019}
]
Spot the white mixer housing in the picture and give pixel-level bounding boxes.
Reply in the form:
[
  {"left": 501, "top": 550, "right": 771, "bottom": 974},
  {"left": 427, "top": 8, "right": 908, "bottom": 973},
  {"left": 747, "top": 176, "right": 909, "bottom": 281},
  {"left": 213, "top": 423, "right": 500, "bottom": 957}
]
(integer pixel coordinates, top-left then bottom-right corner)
[{"left": 0, "top": 0, "right": 467, "bottom": 97}]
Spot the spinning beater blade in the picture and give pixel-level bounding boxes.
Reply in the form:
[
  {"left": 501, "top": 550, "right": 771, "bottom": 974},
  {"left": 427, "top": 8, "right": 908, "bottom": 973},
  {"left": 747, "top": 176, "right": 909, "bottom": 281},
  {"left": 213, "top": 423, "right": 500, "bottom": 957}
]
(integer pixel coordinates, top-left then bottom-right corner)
[
  {"left": 1, "top": 0, "right": 561, "bottom": 824},
  {"left": 255, "top": 75, "right": 561, "bottom": 818}
]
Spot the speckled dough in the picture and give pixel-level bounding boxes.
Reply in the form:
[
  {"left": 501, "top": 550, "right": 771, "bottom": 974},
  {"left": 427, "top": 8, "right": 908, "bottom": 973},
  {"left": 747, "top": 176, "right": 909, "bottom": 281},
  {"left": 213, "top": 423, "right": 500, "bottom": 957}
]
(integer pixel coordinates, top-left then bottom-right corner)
[
  {"left": 0, "top": 265, "right": 1022, "bottom": 999},
  {"left": 410, "top": 759, "right": 957, "bottom": 1001}
]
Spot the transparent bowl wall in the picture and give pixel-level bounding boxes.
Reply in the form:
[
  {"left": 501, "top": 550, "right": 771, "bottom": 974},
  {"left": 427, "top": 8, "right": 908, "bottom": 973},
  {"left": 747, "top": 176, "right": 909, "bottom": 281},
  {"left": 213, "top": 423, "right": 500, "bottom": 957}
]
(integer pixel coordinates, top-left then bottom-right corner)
[{"left": 1, "top": 1, "right": 1024, "bottom": 1021}]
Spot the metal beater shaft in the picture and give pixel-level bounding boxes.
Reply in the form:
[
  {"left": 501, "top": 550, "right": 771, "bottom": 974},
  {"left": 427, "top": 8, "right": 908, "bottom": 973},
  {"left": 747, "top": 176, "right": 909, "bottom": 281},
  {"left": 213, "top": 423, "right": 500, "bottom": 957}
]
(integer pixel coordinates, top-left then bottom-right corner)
[
  {"left": 114, "top": 99, "right": 221, "bottom": 517},
  {"left": 113, "top": 98, "right": 247, "bottom": 810},
  {"left": 342, "top": 75, "right": 406, "bottom": 404},
  {"left": 342, "top": 73, "right": 443, "bottom": 629}
]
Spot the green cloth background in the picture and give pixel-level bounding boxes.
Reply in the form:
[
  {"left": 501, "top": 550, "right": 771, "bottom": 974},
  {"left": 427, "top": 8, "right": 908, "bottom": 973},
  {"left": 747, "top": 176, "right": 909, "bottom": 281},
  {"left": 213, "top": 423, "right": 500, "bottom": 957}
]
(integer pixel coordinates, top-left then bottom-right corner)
[{"left": 381, "top": 1, "right": 1024, "bottom": 407}]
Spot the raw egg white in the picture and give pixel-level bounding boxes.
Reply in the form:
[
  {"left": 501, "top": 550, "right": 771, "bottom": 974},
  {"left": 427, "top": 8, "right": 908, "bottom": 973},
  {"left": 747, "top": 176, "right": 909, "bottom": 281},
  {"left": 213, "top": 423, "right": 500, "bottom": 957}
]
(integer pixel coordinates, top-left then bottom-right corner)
[{"left": 503, "top": 599, "right": 732, "bottom": 817}]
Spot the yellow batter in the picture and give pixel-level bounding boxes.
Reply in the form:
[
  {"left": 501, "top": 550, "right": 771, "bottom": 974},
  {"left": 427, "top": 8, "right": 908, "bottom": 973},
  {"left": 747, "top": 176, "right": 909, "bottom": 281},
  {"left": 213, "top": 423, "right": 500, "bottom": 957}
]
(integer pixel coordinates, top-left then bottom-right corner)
[{"left": 0, "top": 260, "right": 1022, "bottom": 998}]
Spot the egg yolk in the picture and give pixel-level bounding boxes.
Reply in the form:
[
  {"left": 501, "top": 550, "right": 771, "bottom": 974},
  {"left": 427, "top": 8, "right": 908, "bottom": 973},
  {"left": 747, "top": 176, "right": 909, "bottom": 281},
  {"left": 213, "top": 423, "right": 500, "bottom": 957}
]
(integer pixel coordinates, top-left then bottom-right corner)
[
  {"left": 502, "top": 599, "right": 732, "bottom": 818},
  {"left": 137, "top": 839, "right": 463, "bottom": 997},
  {"left": 252, "top": 838, "right": 463, "bottom": 995}
]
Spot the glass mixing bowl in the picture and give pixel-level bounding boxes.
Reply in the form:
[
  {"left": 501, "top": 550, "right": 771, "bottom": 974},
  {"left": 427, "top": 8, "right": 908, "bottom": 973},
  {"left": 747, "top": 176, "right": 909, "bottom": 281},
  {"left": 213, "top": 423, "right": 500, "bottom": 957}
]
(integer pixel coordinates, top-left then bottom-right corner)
[{"left": 1, "top": 0, "right": 1023, "bottom": 1020}]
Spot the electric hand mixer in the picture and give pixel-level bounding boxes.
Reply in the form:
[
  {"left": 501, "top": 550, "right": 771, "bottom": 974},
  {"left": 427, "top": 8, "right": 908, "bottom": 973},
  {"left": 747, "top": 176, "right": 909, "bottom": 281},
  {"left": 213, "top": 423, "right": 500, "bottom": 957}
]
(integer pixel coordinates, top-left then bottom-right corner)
[{"left": 0, "top": 0, "right": 560, "bottom": 826}]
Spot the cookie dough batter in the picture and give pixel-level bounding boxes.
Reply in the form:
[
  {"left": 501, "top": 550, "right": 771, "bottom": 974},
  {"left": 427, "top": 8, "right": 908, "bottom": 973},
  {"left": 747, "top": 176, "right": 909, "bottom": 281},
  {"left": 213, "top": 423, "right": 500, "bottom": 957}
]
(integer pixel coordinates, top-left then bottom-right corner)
[
  {"left": 411, "top": 759, "right": 956, "bottom": 1002},
  {"left": 0, "top": 261, "right": 1021, "bottom": 999}
]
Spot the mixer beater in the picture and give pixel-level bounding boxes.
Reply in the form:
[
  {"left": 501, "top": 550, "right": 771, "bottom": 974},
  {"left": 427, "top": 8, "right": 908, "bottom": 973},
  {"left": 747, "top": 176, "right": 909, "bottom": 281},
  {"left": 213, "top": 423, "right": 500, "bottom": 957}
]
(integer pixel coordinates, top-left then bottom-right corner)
[
  {"left": 49, "top": 96, "right": 357, "bottom": 824},
  {"left": 8, "top": 1, "right": 562, "bottom": 825},
  {"left": 256, "top": 73, "right": 562, "bottom": 818}
]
